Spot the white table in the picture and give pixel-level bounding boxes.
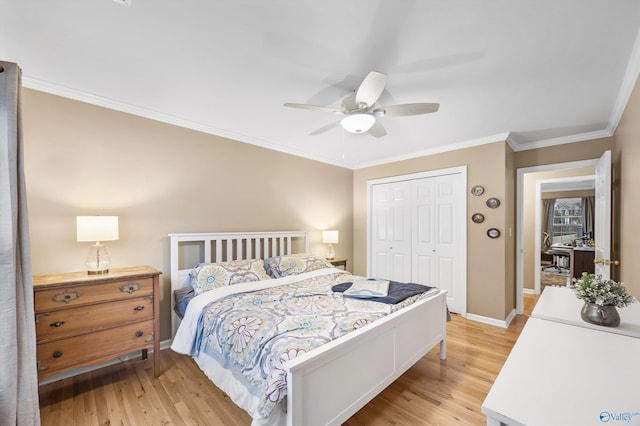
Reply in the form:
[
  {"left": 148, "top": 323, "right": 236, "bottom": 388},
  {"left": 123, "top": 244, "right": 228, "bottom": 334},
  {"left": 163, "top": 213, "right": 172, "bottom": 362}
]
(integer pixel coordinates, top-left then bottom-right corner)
[
  {"left": 532, "top": 286, "right": 640, "bottom": 338},
  {"left": 482, "top": 318, "right": 640, "bottom": 426}
]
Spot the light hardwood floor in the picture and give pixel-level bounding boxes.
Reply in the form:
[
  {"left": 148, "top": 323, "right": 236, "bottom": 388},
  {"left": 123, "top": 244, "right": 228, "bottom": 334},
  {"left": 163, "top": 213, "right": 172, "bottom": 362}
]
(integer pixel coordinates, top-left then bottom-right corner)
[{"left": 39, "top": 295, "right": 539, "bottom": 426}]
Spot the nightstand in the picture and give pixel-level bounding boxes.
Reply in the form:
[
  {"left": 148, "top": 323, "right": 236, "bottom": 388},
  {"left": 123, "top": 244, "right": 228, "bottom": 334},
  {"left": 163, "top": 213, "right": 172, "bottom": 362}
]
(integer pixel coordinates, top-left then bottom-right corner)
[
  {"left": 33, "top": 266, "right": 161, "bottom": 381},
  {"left": 328, "top": 258, "right": 348, "bottom": 270}
]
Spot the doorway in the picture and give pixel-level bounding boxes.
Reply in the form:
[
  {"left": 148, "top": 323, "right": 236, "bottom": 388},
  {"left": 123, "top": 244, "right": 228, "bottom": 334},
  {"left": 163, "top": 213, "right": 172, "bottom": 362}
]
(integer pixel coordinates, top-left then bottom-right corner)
[
  {"left": 516, "top": 159, "right": 599, "bottom": 314},
  {"left": 535, "top": 177, "right": 595, "bottom": 294}
]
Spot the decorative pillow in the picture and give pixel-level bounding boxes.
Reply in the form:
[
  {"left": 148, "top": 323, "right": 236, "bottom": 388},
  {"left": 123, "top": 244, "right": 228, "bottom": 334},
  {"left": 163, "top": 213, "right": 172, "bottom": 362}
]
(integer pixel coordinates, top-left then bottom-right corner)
[
  {"left": 189, "top": 259, "right": 271, "bottom": 295},
  {"left": 265, "top": 253, "right": 334, "bottom": 278}
]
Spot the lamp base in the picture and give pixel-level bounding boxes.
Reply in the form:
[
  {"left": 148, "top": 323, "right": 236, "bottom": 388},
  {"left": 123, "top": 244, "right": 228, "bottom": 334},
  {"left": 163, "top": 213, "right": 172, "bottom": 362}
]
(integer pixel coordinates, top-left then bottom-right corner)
[
  {"left": 85, "top": 243, "right": 111, "bottom": 275},
  {"left": 326, "top": 243, "right": 335, "bottom": 260}
]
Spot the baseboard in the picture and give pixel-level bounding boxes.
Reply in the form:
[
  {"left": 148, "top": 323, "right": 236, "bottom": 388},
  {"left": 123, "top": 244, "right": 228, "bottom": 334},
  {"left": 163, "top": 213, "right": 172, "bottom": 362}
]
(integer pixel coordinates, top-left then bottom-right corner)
[
  {"left": 38, "top": 339, "right": 173, "bottom": 386},
  {"left": 523, "top": 288, "right": 537, "bottom": 295},
  {"left": 466, "top": 309, "right": 517, "bottom": 329}
]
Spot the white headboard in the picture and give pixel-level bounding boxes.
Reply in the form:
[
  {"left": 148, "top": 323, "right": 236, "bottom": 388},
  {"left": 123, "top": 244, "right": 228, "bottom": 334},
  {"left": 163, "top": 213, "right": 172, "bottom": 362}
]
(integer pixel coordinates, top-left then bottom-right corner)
[{"left": 169, "top": 231, "right": 308, "bottom": 337}]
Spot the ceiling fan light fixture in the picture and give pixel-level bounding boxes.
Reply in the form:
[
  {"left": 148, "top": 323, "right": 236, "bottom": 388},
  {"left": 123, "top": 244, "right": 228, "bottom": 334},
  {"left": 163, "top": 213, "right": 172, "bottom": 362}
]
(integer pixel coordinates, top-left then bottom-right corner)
[{"left": 341, "top": 113, "right": 375, "bottom": 133}]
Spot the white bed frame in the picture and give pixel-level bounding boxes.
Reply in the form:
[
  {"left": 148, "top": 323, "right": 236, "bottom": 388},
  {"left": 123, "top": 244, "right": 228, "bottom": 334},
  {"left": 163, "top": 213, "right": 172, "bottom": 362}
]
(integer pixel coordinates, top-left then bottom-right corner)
[{"left": 169, "top": 231, "right": 447, "bottom": 426}]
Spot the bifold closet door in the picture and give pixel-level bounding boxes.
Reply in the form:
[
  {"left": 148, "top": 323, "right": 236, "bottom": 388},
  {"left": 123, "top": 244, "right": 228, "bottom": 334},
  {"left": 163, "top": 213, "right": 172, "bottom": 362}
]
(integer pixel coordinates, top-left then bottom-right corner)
[
  {"left": 370, "top": 182, "right": 412, "bottom": 283},
  {"left": 413, "top": 174, "right": 464, "bottom": 313},
  {"left": 370, "top": 172, "right": 465, "bottom": 314}
]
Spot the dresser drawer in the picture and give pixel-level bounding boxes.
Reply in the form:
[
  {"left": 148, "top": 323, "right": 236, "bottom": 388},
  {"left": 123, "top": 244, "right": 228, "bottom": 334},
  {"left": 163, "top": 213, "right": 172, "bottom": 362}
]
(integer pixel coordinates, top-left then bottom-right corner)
[
  {"left": 37, "top": 320, "right": 154, "bottom": 377},
  {"left": 35, "top": 296, "right": 154, "bottom": 343},
  {"left": 34, "top": 277, "right": 153, "bottom": 311}
]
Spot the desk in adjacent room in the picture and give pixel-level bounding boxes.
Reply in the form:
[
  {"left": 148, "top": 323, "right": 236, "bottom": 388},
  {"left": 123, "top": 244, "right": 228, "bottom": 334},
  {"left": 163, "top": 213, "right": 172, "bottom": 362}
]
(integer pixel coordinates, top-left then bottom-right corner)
[{"left": 571, "top": 246, "right": 595, "bottom": 279}]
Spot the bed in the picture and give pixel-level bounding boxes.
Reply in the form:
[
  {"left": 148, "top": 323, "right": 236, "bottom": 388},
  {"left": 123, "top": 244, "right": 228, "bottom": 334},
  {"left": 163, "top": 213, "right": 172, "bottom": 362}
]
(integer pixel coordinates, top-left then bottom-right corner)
[{"left": 169, "top": 231, "right": 448, "bottom": 426}]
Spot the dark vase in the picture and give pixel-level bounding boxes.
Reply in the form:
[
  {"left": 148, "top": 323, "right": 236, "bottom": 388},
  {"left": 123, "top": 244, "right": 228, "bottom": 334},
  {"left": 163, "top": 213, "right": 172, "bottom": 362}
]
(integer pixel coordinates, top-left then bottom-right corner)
[{"left": 580, "top": 302, "right": 621, "bottom": 327}]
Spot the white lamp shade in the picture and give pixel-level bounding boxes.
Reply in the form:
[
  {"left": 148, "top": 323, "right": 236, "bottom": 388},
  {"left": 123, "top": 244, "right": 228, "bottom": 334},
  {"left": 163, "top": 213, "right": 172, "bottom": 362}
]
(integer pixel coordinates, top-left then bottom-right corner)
[
  {"left": 322, "top": 230, "right": 339, "bottom": 244},
  {"left": 341, "top": 113, "right": 375, "bottom": 133},
  {"left": 77, "top": 216, "right": 119, "bottom": 242}
]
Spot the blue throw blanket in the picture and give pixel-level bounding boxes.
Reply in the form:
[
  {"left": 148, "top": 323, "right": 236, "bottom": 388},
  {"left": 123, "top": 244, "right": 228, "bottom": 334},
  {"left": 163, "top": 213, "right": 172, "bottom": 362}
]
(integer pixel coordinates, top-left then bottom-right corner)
[{"left": 332, "top": 281, "right": 434, "bottom": 304}]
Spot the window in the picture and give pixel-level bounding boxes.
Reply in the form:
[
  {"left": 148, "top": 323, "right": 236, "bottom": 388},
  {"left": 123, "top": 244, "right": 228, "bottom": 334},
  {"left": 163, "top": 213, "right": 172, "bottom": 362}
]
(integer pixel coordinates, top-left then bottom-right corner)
[{"left": 552, "top": 198, "right": 583, "bottom": 245}]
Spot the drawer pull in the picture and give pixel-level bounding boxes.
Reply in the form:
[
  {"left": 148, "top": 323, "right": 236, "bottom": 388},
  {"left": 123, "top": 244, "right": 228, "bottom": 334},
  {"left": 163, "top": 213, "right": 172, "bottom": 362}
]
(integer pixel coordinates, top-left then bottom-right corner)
[
  {"left": 37, "top": 361, "right": 49, "bottom": 372},
  {"left": 133, "top": 305, "right": 145, "bottom": 311},
  {"left": 52, "top": 290, "right": 81, "bottom": 304},
  {"left": 50, "top": 321, "right": 65, "bottom": 328},
  {"left": 53, "top": 351, "right": 63, "bottom": 358},
  {"left": 120, "top": 282, "right": 142, "bottom": 294},
  {"left": 135, "top": 330, "right": 144, "bottom": 337}
]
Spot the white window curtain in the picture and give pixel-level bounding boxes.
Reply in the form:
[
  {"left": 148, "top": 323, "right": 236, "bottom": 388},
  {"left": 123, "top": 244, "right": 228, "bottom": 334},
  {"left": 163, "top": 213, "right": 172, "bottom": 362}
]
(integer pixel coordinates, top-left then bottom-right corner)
[{"left": 0, "top": 61, "right": 41, "bottom": 425}]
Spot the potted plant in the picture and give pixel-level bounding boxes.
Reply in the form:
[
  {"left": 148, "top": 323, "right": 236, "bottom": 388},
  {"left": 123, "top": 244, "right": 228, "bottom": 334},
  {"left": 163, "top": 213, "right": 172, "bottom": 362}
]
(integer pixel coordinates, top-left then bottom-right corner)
[{"left": 573, "top": 273, "right": 636, "bottom": 327}]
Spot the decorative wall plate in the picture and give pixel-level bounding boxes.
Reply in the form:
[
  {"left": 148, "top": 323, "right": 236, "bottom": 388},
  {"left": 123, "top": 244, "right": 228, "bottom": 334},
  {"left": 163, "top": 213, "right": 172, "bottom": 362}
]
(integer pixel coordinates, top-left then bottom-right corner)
[
  {"left": 472, "top": 213, "right": 485, "bottom": 223},
  {"left": 486, "top": 197, "right": 501, "bottom": 208},
  {"left": 471, "top": 185, "right": 485, "bottom": 196},
  {"left": 487, "top": 228, "right": 501, "bottom": 239}
]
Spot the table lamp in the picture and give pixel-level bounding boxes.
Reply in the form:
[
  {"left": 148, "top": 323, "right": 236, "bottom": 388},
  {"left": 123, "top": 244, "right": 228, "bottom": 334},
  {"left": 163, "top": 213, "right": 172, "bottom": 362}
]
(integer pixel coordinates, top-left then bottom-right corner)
[
  {"left": 77, "top": 216, "right": 119, "bottom": 274},
  {"left": 322, "top": 230, "right": 339, "bottom": 260}
]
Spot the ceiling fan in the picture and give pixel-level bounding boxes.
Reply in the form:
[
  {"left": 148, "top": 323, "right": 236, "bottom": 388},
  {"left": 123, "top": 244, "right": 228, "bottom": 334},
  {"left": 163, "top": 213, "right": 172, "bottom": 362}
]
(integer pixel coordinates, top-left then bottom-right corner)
[{"left": 284, "top": 71, "right": 439, "bottom": 138}]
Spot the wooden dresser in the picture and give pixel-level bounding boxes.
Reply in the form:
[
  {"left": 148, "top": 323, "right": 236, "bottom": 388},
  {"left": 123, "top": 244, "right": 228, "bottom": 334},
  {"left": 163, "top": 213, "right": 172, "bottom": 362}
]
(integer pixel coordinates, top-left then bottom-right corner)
[{"left": 33, "top": 266, "right": 161, "bottom": 381}]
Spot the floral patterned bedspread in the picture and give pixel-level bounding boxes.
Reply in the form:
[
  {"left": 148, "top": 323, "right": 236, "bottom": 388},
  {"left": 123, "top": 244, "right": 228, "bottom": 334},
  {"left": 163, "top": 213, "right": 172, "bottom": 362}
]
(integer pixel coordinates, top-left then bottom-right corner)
[{"left": 176, "top": 268, "right": 429, "bottom": 420}]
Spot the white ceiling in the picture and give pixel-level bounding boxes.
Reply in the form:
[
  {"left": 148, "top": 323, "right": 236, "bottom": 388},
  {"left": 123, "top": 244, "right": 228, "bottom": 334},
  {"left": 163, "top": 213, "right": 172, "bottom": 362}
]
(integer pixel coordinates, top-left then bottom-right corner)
[{"left": 3, "top": 1, "right": 640, "bottom": 169}]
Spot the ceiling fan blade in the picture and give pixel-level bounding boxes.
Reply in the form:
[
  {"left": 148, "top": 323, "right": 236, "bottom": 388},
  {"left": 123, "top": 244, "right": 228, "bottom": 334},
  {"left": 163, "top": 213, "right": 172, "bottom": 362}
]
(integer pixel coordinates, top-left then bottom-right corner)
[
  {"left": 284, "top": 103, "right": 343, "bottom": 115},
  {"left": 367, "top": 120, "right": 387, "bottom": 138},
  {"left": 373, "top": 102, "right": 440, "bottom": 117},
  {"left": 355, "top": 71, "right": 388, "bottom": 107},
  {"left": 309, "top": 120, "right": 341, "bottom": 136}
]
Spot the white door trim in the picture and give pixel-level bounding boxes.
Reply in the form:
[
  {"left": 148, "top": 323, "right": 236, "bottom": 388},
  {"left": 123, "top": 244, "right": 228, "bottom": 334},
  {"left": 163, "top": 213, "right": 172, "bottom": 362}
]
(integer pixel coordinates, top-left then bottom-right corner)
[{"left": 367, "top": 166, "right": 467, "bottom": 315}]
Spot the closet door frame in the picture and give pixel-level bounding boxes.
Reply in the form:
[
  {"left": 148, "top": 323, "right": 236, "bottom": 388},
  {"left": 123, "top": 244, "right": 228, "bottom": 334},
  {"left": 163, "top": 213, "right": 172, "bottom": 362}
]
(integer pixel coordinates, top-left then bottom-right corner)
[{"left": 366, "top": 166, "right": 468, "bottom": 316}]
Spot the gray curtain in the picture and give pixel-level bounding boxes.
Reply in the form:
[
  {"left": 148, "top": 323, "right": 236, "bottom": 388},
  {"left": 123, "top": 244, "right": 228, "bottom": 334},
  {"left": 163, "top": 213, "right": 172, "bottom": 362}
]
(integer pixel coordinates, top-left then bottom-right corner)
[
  {"left": 0, "top": 61, "right": 41, "bottom": 425},
  {"left": 583, "top": 196, "right": 595, "bottom": 238},
  {"left": 542, "top": 198, "right": 554, "bottom": 248}
]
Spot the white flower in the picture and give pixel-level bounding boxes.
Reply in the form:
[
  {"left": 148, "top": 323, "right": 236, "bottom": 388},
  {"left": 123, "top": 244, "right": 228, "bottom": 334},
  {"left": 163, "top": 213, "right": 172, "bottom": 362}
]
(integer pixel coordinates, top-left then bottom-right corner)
[
  {"left": 573, "top": 273, "right": 635, "bottom": 308},
  {"left": 226, "top": 316, "right": 262, "bottom": 353}
]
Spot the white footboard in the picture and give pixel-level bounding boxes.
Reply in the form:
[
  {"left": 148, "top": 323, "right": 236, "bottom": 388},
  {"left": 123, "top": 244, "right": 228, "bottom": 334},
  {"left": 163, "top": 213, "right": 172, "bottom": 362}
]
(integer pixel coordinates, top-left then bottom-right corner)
[{"left": 286, "top": 289, "right": 447, "bottom": 426}]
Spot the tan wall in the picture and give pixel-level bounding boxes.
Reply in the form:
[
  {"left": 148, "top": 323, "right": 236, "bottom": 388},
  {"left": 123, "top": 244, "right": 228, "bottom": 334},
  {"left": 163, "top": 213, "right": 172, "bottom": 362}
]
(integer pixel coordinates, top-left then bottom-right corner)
[
  {"left": 22, "top": 89, "right": 354, "bottom": 341},
  {"left": 521, "top": 167, "right": 595, "bottom": 291},
  {"left": 613, "top": 74, "right": 640, "bottom": 297},
  {"left": 353, "top": 141, "right": 512, "bottom": 321},
  {"left": 514, "top": 137, "right": 613, "bottom": 169}
]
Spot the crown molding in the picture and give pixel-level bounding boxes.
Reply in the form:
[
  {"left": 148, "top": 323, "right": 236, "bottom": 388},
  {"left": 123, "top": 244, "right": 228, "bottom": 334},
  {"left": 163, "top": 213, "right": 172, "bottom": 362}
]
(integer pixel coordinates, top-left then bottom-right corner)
[
  {"left": 607, "top": 25, "right": 640, "bottom": 135},
  {"left": 507, "top": 129, "right": 613, "bottom": 152},
  {"left": 352, "top": 132, "right": 510, "bottom": 169}
]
